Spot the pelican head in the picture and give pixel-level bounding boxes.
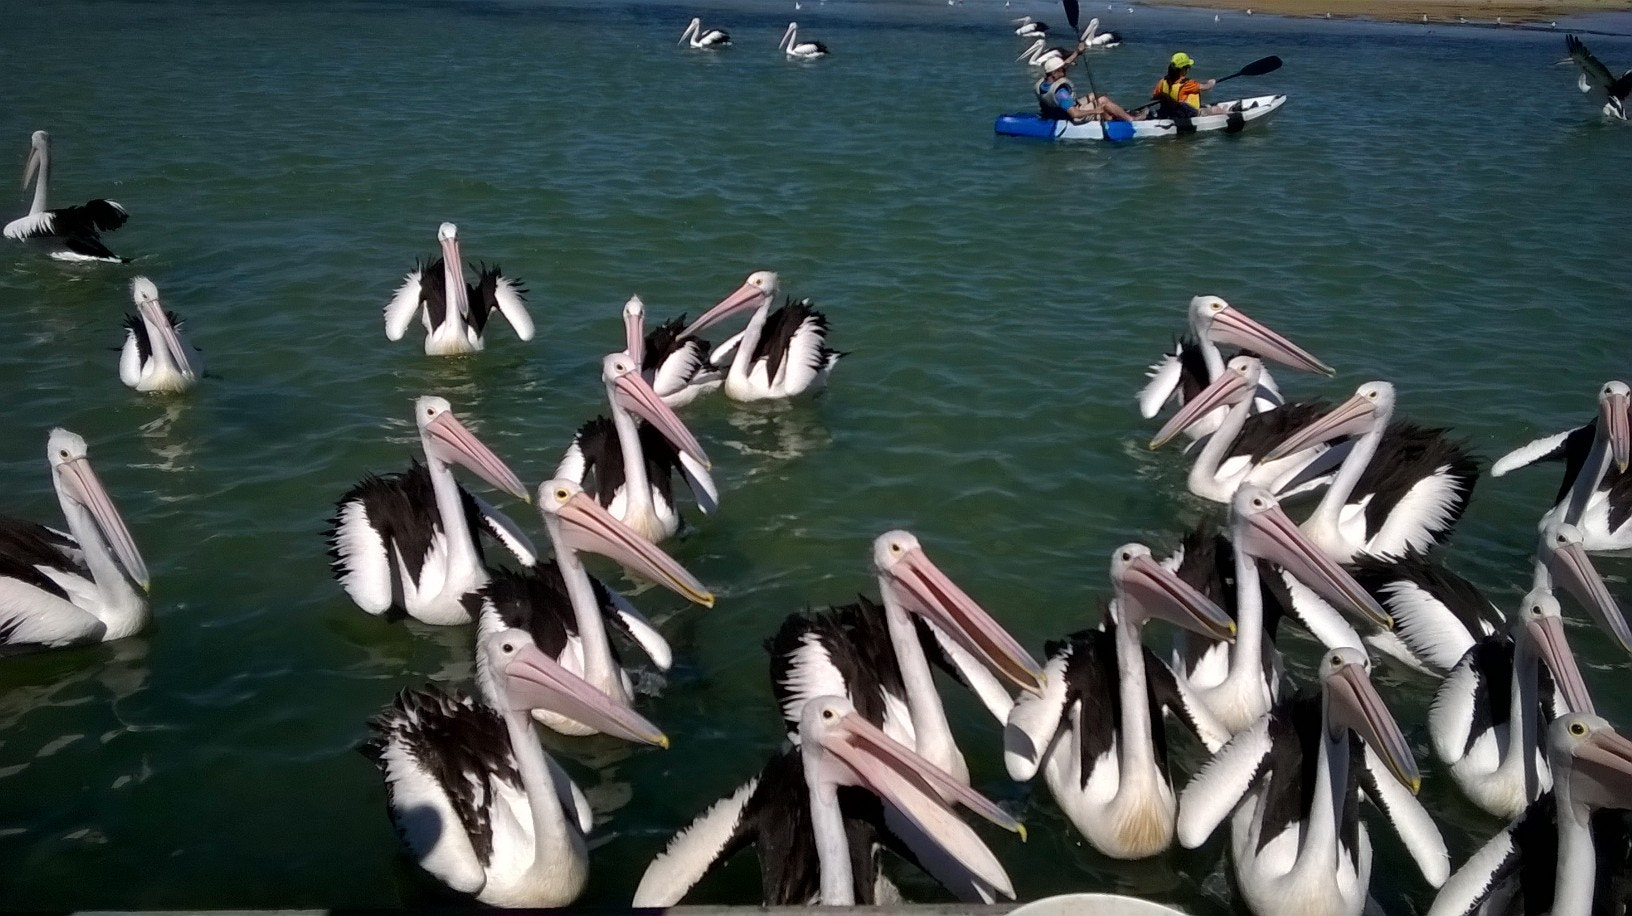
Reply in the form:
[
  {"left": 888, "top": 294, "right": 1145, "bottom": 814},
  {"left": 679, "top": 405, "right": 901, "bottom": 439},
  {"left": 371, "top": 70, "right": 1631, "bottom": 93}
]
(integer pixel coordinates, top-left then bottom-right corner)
[
  {"left": 48, "top": 428, "right": 149, "bottom": 593},
  {"left": 1109, "top": 543, "right": 1236, "bottom": 640},
  {"left": 680, "top": 17, "right": 701, "bottom": 44},
  {"left": 1540, "top": 521, "right": 1631, "bottom": 654},
  {"left": 1188, "top": 295, "right": 1335, "bottom": 377},
  {"left": 622, "top": 295, "right": 646, "bottom": 365},
  {"left": 1231, "top": 485, "right": 1392, "bottom": 628},
  {"left": 1321, "top": 646, "right": 1420, "bottom": 792},
  {"left": 602, "top": 351, "right": 710, "bottom": 467},
  {"left": 413, "top": 396, "right": 528, "bottom": 502},
  {"left": 1551, "top": 714, "right": 1632, "bottom": 814},
  {"left": 681, "top": 270, "right": 778, "bottom": 337},
  {"left": 1517, "top": 590, "right": 1595, "bottom": 716},
  {"left": 536, "top": 478, "right": 714, "bottom": 607},
  {"left": 1264, "top": 381, "right": 1396, "bottom": 462},
  {"left": 22, "top": 129, "right": 50, "bottom": 191},
  {"left": 476, "top": 627, "right": 669, "bottom": 747},
  {"left": 872, "top": 529, "right": 1044, "bottom": 695},
  {"left": 1598, "top": 380, "right": 1630, "bottom": 473},
  {"left": 1149, "top": 354, "right": 1263, "bottom": 448}
]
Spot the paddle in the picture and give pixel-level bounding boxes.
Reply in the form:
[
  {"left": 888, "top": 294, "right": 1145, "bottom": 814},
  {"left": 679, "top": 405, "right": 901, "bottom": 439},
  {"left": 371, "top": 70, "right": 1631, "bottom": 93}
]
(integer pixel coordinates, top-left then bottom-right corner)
[
  {"left": 1059, "top": 1, "right": 1134, "bottom": 141},
  {"left": 1129, "top": 55, "right": 1283, "bottom": 117}
]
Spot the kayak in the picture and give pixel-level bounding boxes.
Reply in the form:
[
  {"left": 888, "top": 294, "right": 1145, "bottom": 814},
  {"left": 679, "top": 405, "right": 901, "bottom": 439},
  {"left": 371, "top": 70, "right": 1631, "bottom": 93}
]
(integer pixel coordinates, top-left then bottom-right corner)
[{"left": 994, "top": 95, "right": 1287, "bottom": 141}]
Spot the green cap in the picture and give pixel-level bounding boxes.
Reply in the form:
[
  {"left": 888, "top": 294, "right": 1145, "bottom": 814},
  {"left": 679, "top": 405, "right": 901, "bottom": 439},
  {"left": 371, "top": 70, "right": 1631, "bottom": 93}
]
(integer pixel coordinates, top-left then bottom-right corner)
[{"left": 1171, "top": 51, "right": 1195, "bottom": 68}]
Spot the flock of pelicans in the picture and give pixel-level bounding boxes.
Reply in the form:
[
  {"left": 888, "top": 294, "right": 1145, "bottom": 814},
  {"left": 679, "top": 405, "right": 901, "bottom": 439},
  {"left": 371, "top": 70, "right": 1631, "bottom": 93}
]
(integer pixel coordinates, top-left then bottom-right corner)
[{"left": 3, "top": 32, "right": 1632, "bottom": 916}]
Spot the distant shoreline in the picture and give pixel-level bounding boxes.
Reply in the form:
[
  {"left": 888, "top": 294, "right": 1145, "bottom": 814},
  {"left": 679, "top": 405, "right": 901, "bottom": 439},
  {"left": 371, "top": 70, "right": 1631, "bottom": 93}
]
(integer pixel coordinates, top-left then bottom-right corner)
[{"left": 1146, "top": 0, "right": 1628, "bottom": 24}]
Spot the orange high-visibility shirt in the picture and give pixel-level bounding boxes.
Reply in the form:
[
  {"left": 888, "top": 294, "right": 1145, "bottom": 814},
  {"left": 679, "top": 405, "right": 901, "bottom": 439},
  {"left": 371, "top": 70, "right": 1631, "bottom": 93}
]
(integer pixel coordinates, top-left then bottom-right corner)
[{"left": 1154, "top": 77, "right": 1202, "bottom": 110}]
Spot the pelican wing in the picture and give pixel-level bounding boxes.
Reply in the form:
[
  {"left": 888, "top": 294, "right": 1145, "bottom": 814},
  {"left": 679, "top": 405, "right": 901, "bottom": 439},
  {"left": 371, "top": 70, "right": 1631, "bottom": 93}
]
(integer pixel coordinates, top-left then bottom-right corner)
[
  {"left": 326, "top": 490, "right": 397, "bottom": 615},
  {"left": 0, "top": 579, "right": 106, "bottom": 649},
  {"left": 1145, "top": 646, "right": 1232, "bottom": 754},
  {"left": 1176, "top": 714, "right": 1274, "bottom": 848},
  {"left": 1425, "top": 799, "right": 1535, "bottom": 916},
  {"left": 1276, "top": 570, "right": 1366, "bottom": 657},
  {"left": 774, "top": 304, "right": 834, "bottom": 395},
  {"left": 919, "top": 617, "right": 1016, "bottom": 724},
  {"left": 678, "top": 452, "right": 719, "bottom": 514},
  {"left": 475, "top": 265, "right": 534, "bottom": 342},
  {"left": 459, "top": 488, "right": 537, "bottom": 566},
  {"left": 1358, "top": 745, "right": 1450, "bottom": 887},
  {"left": 545, "top": 755, "right": 594, "bottom": 834},
  {"left": 1003, "top": 643, "right": 1074, "bottom": 781},
  {"left": 1138, "top": 346, "right": 1185, "bottom": 418},
  {"left": 384, "top": 266, "right": 425, "bottom": 341},
  {"left": 2, "top": 211, "right": 55, "bottom": 240},
  {"left": 605, "top": 589, "right": 674, "bottom": 671},
  {"left": 1492, "top": 424, "right": 1586, "bottom": 477},
  {"left": 1567, "top": 35, "right": 1629, "bottom": 101},
  {"left": 1427, "top": 643, "right": 1488, "bottom": 766},
  {"left": 709, "top": 328, "right": 747, "bottom": 366},
  {"left": 632, "top": 771, "right": 764, "bottom": 906}
]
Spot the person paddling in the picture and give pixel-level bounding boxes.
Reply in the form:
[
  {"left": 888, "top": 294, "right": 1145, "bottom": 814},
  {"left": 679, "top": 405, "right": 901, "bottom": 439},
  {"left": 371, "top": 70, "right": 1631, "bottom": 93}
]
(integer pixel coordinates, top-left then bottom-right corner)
[
  {"left": 1035, "top": 49, "right": 1138, "bottom": 123},
  {"left": 1152, "top": 52, "right": 1224, "bottom": 117}
]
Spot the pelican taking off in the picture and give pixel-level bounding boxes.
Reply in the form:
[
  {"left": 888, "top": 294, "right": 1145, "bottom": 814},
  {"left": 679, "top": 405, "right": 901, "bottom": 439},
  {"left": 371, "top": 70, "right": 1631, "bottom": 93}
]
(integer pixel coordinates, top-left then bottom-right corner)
[
  {"left": 0, "top": 429, "right": 149, "bottom": 651},
  {"left": 679, "top": 17, "right": 730, "bottom": 48},
  {"left": 1565, "top": 35, "right": 1632, "bottom": 120},
  {"left": 683, "top": 271, "right": 844, "bottom": 401},
  {"left": 3, "top": 130, "right": 129, "bottom": 262},
  {"left": 120, "top": 277, "right": 201, "bottom": 394},
  {"left": 364, "top": 628, "right": 669, "bottom": 907},
  {"left": 326, "top": 397, "right": 535, "bottom": 625},
  {"left": 384, "top": 223, "right": 533, "bottom": 356},
  {"left": 779, "top": 22, "right": 829, "bottom": 59}
]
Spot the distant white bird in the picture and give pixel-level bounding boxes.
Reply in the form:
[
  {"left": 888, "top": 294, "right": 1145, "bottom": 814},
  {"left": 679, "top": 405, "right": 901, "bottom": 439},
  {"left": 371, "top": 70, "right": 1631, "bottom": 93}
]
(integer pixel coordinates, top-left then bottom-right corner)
[
  {"left": 1011, "top": 16, "right": 1048, "bottom": 37},
  {"left": 779, "top": 21, "right": 828, "bottom": 59},
  {"left": 120, "top": 278, "right": 200, "bottom": 394},
  {"left": 679, "top": 17, "right": 730, "bottom": 48}
]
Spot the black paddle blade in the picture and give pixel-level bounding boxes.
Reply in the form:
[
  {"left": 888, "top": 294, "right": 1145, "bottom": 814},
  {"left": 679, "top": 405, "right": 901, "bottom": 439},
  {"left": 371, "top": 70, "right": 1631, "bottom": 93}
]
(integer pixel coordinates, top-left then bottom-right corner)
[
  {"left": 1236, "top": 55, "right": 1283, "bottom": 77},
  {"left": 1062, "top": 0, "right": 1081, "bottom": 32}
]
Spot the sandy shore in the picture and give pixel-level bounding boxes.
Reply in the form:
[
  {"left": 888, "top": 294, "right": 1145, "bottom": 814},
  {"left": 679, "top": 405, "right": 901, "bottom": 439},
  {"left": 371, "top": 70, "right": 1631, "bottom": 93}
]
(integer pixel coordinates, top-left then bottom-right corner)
[{"left": 1152, "top": 0, "right": 1628, "bottom": 23}]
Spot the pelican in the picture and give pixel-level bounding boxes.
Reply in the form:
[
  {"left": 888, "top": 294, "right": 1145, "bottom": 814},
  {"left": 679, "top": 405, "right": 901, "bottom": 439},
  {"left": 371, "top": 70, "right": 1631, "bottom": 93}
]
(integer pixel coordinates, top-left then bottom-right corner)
[
  {"left": 1148, "top": 355, "right": 1345, "bottom": 504},
  {"left": 364, "top": 627, "right": 669, "bottom": 907},
  {"left": 1263, "top": 381, "right": 1479, "bottom": 562},
  {"left": 1079, "top": 17, "right": 1123, "bottom": 48},
  {"left": 1017, "top": 38, "right": 1076, "bottom": 66},
  {"left": 471, "top": 479, "right": 713, "bottom": 736},
  {"left": 119, "top": 277, "right": 200, "bottom": 394},
  {"left": 1012, "top": 16, "right": 1049, "bottom": 36},
  {"left": 1003, "top": 544, "right": 1235, "bottom": 860},
  {"left": 1177, "top": 647, "right": 1450, "bottom": 916},
  {"left": 779, "top": 22, "right": 829, "bottom": 59},
  {"left": 1492, "top": 380, "right": 1630, "bottom": 553},
  {"left": 556, "top": 353, "right": 716, "bottom": 543},
  {"left": 1138, "top": 295, "right": 1335, "bottom": 441},
  {"left": 1171, "top": 486, "right": 1393, "bottom": 734},
  {"left": 3, "top": 130, "right": 129, "bottom": 262},
  {"left": 0, "top": 429, "right": 149, "bottom": 650},
  {"left": 1429, "top": 591, "right": 1596, "bottom": 819},
  {"left": 681, "top": 271, "right": 844, "bottom": 401},
  {"left": 1564, "top": 35, "right": 1632, "bottom": 120},
  {"left": 326, "top": 397, "right": 534, "bottom": 625},
  {"left": 621, "top": 295, "right": 720, "bottom": 408},
  {"left": 1429, "top": 714, "right": 1632, "bottom": 916},
  {"left": 679, "top": 17, "right": 730, "bottom": 48},
  {"left": 632, "top": 695, "right": 1025, "bottom": 906},
  {"left": 383, "top": 222, "right": 533, "bottom": 356}
]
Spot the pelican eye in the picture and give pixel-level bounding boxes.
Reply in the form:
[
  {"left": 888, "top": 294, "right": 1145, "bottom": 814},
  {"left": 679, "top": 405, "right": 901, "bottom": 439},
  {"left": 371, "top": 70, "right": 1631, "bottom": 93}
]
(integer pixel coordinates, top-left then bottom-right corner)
[
  {"left": 1121, "top": 551, "right": 1132, "bottom": 562},
  {"left": 501, "top": 642, "right": 514, "bottom": 653},
  {"left": 822, "top": 709, "right": 835, "bottom": 720},
  {"left": 1253, "top": 498, "right": 1266, "bottom": 508},
  {"left": 1570, "top": 721, "right": 1588, "bottom": 737},
  {"left": 58, "top": 449, "right": 69, "bottom": 459},
  {"left": 554, "top": 488, "right": 570, "bottom": 502},
  {"left": 1330, "top": 653, "right": 1343, "bottom": 666}
]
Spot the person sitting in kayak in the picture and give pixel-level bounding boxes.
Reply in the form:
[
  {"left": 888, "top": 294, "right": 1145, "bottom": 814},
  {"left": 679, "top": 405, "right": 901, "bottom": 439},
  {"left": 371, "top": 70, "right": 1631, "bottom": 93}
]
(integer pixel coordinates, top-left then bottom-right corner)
[
  {"left": 1035, "top": 50, "right": 1138, "bottom": 123},
  {"left": 1152, "top": 52, "right": 1224, "bottom": 117}
]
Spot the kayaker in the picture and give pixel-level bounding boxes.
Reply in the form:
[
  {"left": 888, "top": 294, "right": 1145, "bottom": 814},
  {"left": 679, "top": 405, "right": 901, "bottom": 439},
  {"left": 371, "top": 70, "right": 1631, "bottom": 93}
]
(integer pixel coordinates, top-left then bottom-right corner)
[
  {"left": 1152, "top": 52, "right": 1223, "bottom": 117},
  {"left": 1035, "top": 51, "right": 1139, "bottom": 123}
]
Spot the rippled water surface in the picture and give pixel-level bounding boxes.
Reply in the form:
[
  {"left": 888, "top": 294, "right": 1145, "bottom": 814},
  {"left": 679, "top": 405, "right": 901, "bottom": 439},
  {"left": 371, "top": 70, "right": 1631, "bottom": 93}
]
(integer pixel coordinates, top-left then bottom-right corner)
[{"left": 2, "top": 0, "right": 1631, "bottom": 909}]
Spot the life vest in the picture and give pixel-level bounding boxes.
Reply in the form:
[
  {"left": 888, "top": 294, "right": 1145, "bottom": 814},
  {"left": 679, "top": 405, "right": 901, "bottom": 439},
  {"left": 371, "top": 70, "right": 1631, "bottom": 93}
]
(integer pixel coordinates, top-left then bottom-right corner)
[
  {"left": 1154, "top": 76, "right": 1201, "bottom": 114},
  {"left": 1035, "top": 76, "right": 1074, "bottom": 120}
]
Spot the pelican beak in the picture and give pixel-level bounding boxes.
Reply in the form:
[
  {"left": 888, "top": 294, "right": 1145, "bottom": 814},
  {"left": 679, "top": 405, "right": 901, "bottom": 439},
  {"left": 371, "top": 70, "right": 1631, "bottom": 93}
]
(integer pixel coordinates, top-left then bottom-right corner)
[
  {"left": 1208, "top": 305, "right": 1335, "bottom": 377},
  {"left": 438, "top": 231, "right": 468, "bottom": 319},
  {"left": 504, "top": 638, "right": 668, "bottom": 747},
  {"left": 1238, "top": 494, "right": 1391, "bottom": 628},
  {"left": 1264, "top": 391, "right": 1376, "bottom": 462},
  {"left": 681, "top": 278, "right": 773, "bottom": 338},
  {"left": 424, "top": 412, "right": 529, "bottom": 502},
  {"left": 1571, "top": 723, "right": 1632, "bottom": 811},
  {"left": 1602, "top": 386, "right": 1630, "bottom": 473},
  {"left": 623, "top": 298, "right": 645, "bottom": 367},
  {"left": 1117, "top": 553, "right": 1236, "bottom": 641},
  {"left": 553, "top": 490, "right": 714, "bottom": 607},
  {"left": 1149, "top": 366, "right": 1252, "bottom": 449},
  {"left": 885, "top": 547, "right": 1045, "bottom": 695},
  {"left": 1327, "top": 659, "right": 1419, "bottom": 793},
  {"left": 1546, "top": 528, "right": 1632, "bottom": 654},
  {"left": 1528, "top": 613, "right": 1596, "bottom": 716},
  {"left": 1016, "top": 38, "right": 1044, "bottom": 61},
  {"left": 57, "top": 455, "right": 149, "bottom": 593},
  {"left": 138, "top": 298, "right": 198, "bottom": 381},
  {"left": 22, "top": 144, "right": 42, "bottom": 191},
  {"left": 814, "top": 707, "right": 1022, "bottom": 897},
  {"left": 613, "top": 369, "right": 710, "bottom": 468}
]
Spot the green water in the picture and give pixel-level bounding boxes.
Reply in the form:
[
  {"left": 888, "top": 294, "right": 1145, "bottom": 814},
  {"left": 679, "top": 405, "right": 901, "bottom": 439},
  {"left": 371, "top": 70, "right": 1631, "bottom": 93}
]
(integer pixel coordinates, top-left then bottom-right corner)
[{"left": 2, "top": 0, "right": 1631, "bottom": 909}]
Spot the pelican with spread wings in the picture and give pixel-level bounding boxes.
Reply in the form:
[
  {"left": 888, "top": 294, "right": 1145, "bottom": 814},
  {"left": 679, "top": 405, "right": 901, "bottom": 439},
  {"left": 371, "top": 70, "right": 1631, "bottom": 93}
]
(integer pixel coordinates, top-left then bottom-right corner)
[{"left": 1565, "top": 35, "right": 1631, "bottom": 121}]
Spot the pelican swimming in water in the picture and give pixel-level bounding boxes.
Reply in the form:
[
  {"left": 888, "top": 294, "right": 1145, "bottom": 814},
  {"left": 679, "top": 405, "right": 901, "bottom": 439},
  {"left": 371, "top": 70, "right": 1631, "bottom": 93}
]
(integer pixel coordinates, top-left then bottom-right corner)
[
  {"left": 1429, "top": 590, "right": 1596, "bottom": 819},
  {"left": 679, "top": 17, "right": 730, "bottom": 48},
  {"left": 1178, "top": 647, "right": 1450, "bottom": 916},
  {"left": 556, "top": 353, "right": 716, "bottom": 543},
  {"left": 779, "top": 22, "right": 829, "bottom": 59},
  {"left": 119, "top": 277, "right": 201, "bottom": 394},
  {"left": 1263, "top": 381, "right": 1479, "bottom": 562},
  {"left": 1428, "top": 713, "right": 1632, "bottom": 916},
  {"left": 1492, "top": 380, "right": 1631, "bottom": 553},
  {"left": 1011, "top": 15, "right": 1049, "bottom": 36},
  {"left": 1004, "top": 544, "right": 1235, "bottom": 860},
  {"left": 1139, "top": 295, "right": 1335, "bottom": 442},
  {"left": 1564, "top": 35, "right": 1632, "bottom": 120},
  {"left": 0, "top": 428, "right": 149, "bottom": 651},
  {"left": 470, "top": 478, "right": 713, "bottom": 736},
  {"left": 631, "top": 695, "right": 1025, "bottom": 907},
  {"left": 326, "top": 397, "right": 535, "bottom": 625},
  {"left": 621, "top": 295, "right": 720, "bottom": 408},
  {"left": 384, "top": 222, "right": 533, "bottom": 356},
  {"left": 364, "top": 627, "right": 669, "bottom": 907},
  {"left": 1017, "top": 39, "right": 1076, "bottom": 65},
  {"left": 3, "top": 130, "right": 129, "bottom": 262},
  {"left": 682, "top": 271, "right": 844, "bottom": 402}
]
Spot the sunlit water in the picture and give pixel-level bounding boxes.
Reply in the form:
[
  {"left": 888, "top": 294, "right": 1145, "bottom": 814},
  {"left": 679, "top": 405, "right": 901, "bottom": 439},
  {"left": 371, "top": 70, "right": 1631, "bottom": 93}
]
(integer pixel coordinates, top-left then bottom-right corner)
[{"left": 1, "top": 0, "right": 1630, "bottom": 909}]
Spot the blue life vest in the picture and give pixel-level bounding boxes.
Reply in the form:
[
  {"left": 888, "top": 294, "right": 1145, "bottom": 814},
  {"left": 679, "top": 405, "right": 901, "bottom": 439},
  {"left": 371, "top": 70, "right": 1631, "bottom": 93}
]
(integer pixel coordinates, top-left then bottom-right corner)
[{"left": 1035, "top": 77, "right": 1074, "bottom": 120}]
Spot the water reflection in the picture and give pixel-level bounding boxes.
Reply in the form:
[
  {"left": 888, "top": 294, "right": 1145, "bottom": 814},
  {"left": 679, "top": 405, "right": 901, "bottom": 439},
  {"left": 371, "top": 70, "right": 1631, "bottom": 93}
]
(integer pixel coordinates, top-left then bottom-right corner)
[{"left": 135, "top": 401, "right": 199, "bottom": 474}]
